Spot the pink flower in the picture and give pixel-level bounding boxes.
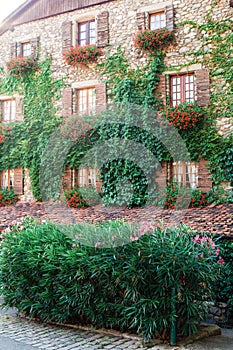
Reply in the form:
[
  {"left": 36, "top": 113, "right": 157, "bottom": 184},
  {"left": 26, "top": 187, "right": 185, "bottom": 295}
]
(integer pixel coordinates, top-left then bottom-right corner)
[
  {"left": 95, "top": 241, "right": 101, "bottom": 248},
  {"left": 215, "top": 247, "right": 220, "bottom": 256},
  {"left": 218, "top": 256, "right": 225, "bottom": 265}
]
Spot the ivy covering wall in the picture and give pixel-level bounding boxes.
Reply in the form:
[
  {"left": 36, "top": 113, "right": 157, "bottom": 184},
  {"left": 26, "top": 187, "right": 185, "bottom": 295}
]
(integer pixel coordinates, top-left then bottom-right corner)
[{"left": 0, "top": 3, "right": 232, "bottom": 203}]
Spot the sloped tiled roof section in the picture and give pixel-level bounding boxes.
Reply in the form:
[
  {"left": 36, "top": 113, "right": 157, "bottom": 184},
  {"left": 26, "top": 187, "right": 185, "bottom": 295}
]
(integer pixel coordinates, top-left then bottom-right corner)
[{"left": 0, "top": 0, "right": 114, "bottom": 35}]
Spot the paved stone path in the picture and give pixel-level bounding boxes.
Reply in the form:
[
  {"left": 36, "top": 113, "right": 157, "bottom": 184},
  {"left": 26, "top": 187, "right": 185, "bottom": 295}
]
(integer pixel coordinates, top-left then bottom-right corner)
[{"left": 0, "top": 314, "right": 175, "bottom": 350}]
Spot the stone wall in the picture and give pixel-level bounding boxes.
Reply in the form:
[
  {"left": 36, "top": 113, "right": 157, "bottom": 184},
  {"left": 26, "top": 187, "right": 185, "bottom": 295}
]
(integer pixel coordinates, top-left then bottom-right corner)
[
  {"left": 0, "top": 0, "right": 232, "bottom": 198},
  {"left": 0, "top": 0, "right": 232, "bottom": 83},
  {"left": 20, "top": 169, "right": 35, "bottom": 202}
]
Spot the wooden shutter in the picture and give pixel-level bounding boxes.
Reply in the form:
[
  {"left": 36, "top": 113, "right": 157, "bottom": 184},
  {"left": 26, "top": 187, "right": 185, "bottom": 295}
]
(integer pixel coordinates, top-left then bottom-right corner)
[
  {"left": 198, "top": 160, "right": 212, "bottom": 192},
  {"left": 136, "top": 12, "right": 146, "bottom": 30},
  {"left": 0, "top": 101, "right": 2, "bottom": 121},
  {"left": 196, "top": 69, "right": 210, "bottom": 106},
  {"left": 14, "top": 168, "right": 23, "bottom": 195},
  {"left": 62, "top": 167, "right": 72, "bottom": 190},
  {"left": 95, "top": 83, "right": 106, "bottom": 113},
  {"left": 62, "top": 21, "right": 72, "bottom": 53},
  {"left": 61, "top": 87, "right": 73, "bottom": 117},
  {"left": 30, "top": 37, "right": 40, "bottom": 59},
  {"left": 165, "top": 5, "right": 174, "bottom": 31},
  {"left": 10, "top": 43, "right": 17, "bottom": 58},
  {"left": 96, "top": 11, "right": 109, "bottom": 47},
  {"left": 155, "top": 75, "right": 166, "bottom": 105},
  {"left": 15, "top": 95, "right": 24, "bottom": 122},
  {"left": 230, "top": 0, "right": 233, "bottom": 7}
]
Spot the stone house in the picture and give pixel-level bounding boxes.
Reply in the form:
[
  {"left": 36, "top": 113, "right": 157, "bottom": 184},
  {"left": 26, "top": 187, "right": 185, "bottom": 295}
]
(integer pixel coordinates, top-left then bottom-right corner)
[{"left": 0, "top": 0, "right": 232, "bottom": 201}]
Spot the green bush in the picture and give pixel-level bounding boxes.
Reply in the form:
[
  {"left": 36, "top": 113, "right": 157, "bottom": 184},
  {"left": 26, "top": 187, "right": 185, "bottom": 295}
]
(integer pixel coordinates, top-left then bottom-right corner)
[
  {"left": 64, "top": 186, "right": 101, "bottom": 208},
  {"left": 154, "top": 183, "right": 207, "bottom": 209},
  {"left": 206, "top": 186, "right": 233, "bottom": 205},
  {"left": 213, "top": 238, "right": 233, "bottom": 320},
  {"left": 0, "top": 188, "right": 18, "bottom": 206},
  {"left": 0, "top": 220, "right": 223, "bottom": 342}
]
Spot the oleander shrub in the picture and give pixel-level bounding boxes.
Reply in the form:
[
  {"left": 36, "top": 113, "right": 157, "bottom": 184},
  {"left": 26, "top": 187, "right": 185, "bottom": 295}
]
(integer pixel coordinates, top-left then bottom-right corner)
[
  {"left": 0, "top": 188, "right": 18, "bottom": 206},
  {"left": 0, "top": 220, "right": 223, "bottom": 343},
  {"left": 213, "top": 238, "right": 233, "bottom": 321}
]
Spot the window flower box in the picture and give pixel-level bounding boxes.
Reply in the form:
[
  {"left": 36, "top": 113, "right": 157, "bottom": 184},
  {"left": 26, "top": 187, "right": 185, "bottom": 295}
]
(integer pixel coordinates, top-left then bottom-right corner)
[
  {"left": 63, "top": 45, "right": 103, "bottom": 67},
  {"left": 133, "top": 28, "right": 175, "bottom": 51},
  {"left": 6, "top": 56, "right": 38, "bottom": 76},
  {"left": 164, "top": 102, "right": 204, "bottom": 130}
]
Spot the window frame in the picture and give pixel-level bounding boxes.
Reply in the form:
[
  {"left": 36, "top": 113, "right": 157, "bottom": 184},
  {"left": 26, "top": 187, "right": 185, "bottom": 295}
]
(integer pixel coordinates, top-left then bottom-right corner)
[
  {"left": 1, "top": 169, "right": 14, "bottom": 190},
  {"left": 75, "top": 87, "right": 96, "bottom": 115},
  {"left": 172, "top": 161, "right": 198, "bottom": 189},
  {"left": 71, "top": 167, "right": 98, "bottom": 188},
  {"left": 149, "top": 11, "right": 166, "bottom": 30},
  {"left": 78, "top": 19, "right": 96, "bottom": 46},
  {"left": 170, "top": 73, "right": 195, "bottom": 106},
  {"left": 1, "top": 99, "right": 16, "bottom": 123},
  {"left": 21, "top": 41, "right": 32, "bottom": 57}
]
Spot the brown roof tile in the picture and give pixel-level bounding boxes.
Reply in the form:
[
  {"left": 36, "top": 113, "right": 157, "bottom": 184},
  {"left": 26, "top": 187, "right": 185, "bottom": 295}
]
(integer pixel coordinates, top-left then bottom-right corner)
[{"left": 0, "top": 202, "right": 232, "bottom": 237}]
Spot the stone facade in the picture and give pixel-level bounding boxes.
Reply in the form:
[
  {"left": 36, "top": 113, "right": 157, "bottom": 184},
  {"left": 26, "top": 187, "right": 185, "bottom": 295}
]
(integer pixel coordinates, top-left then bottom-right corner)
[{"left": 0, "top": 0, "right": 232, "bottom": 199}]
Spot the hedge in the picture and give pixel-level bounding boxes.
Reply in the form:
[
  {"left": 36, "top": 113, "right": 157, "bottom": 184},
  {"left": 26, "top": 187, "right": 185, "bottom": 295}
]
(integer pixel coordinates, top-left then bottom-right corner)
[{"left": 0, "top": 220, "right": 224, "bottom": 343}]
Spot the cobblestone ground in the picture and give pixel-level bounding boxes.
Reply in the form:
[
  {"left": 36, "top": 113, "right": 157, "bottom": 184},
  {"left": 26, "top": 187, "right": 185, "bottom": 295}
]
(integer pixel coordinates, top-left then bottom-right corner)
[{"left": 0, "top": 314, "right": 175, "bottom": 350}]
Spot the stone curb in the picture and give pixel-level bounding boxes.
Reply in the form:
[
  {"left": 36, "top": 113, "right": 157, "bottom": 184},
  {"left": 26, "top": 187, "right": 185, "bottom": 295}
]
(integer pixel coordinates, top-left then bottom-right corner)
[
  {"left": 46, "top": 319, "right": 221, "bottom": 349},
  {"left": 177, "top": 323, "right": 221, "bottom": 347}
]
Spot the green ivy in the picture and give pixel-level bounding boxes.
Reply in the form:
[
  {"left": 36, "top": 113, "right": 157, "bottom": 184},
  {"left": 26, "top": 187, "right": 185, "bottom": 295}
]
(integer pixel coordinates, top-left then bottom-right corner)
[
  {"left": 0, "top": 4, "right": 232, "bottom": 203},
  {"left": 0, "top": 58, "right": 64, "bottom": 200}
]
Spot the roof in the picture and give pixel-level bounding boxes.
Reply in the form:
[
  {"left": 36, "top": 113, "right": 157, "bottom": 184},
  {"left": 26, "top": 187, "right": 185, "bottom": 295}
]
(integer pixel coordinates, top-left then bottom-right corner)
[
  {"left": 0, "top": 202, "right": 232, "bottom": 238},
  {"left": 0, "top": 0, "right": 113, "bottom": 35}
]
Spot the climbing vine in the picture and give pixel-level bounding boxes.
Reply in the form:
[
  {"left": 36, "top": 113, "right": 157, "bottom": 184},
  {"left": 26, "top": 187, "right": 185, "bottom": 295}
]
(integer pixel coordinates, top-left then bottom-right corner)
[
  {"left": 0, "top": 58, "right": 64, "bottom": 200},
  {"left": 0, "top": 2, "right": 232, "bottom": 204}
]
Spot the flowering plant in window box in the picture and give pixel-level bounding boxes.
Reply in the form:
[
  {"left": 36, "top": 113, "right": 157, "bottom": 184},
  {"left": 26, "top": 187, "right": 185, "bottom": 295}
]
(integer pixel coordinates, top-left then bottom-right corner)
[
  {"left": 63, "top": 45, "right": 103, "bottom": 67},
  {"left": 6, "top": 56, "right": 38, "bottom": 76},
  {"left": 133, "top": 28, "right": 175, "bottom": 51},
  {"left": 164, "top": 102, "right": 204, "bottom": 130}
]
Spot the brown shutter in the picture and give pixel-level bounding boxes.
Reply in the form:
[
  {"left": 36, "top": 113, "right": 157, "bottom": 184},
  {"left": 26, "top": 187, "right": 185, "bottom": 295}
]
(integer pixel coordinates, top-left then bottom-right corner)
[
  {"left": 62, "top": 21, "right": 72, "bottom": 53},
  {"left": 198, "top": 160, "right": 212, "bottom": 192},
  {"left": 62, "top": 167, "right": 72, "bottom": 190},
  {"left": 196, "top": 69, "right": 210, "bottom": 106},
  {"left": 165, "top": 5, "right": 174, "bottom": 31},
  {"left": 95, "top": 83, "right": 106, "bottom": 113},
  {"left": 30, "top": 37, "right": 40, "bottom": 59},
  {"left": 230, "top": 0, "right": 233, "bottom": 7},
  {"left": 10, "top": 43, "right": 17, "bottom": 58},
  {"left": 155, "top": 75, "right": 166, "bottom": 105},
  {"left": 61, "top": 87, "right": 73, "bottom": 117},
  {"left": 0, "top": 101, "right": 2, "bottom": 121},
  {"left": 96, "top": 11, "right": 109, "bottom": 47},
  {"left": 14, "top": 168, "right": 23, "bottom": 195},
  {"left": 136, "top": 12, "right": 146, "bottom": 30},
  {"left": 15, "top": 95, "right": 24, "bottom": 122}
]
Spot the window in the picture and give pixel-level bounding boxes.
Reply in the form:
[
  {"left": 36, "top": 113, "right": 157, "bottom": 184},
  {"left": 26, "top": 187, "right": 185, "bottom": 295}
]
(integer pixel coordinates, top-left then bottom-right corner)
[
  {"left": 71, "top": 167, "right": 98, "bottom": 188},
  {"left": 1, "top": 169, "right": 14, "bottom": 189},
  {"left": 21, "top": 42, "right": 32, "bottom": 57},
  {"left": 78, "top": 20, "right": 95, "bottom": 46},
  {"left": 77, "top": 167, "right": 97, "bottom": 187},
  {"left": 149, "top": 12, "right": 166, "bottom": 29},
  {"left": 172, "top": 162, "right": 198, "bottom": 189},
  {"left": 76, "top": 88, "right": 96, "bottom": 114},
  {"left": 1, "top": 99, "right": 16, "bottom": 122},
  {"left": 170, "top": 74, "right": 195, "bottom": 106}
]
